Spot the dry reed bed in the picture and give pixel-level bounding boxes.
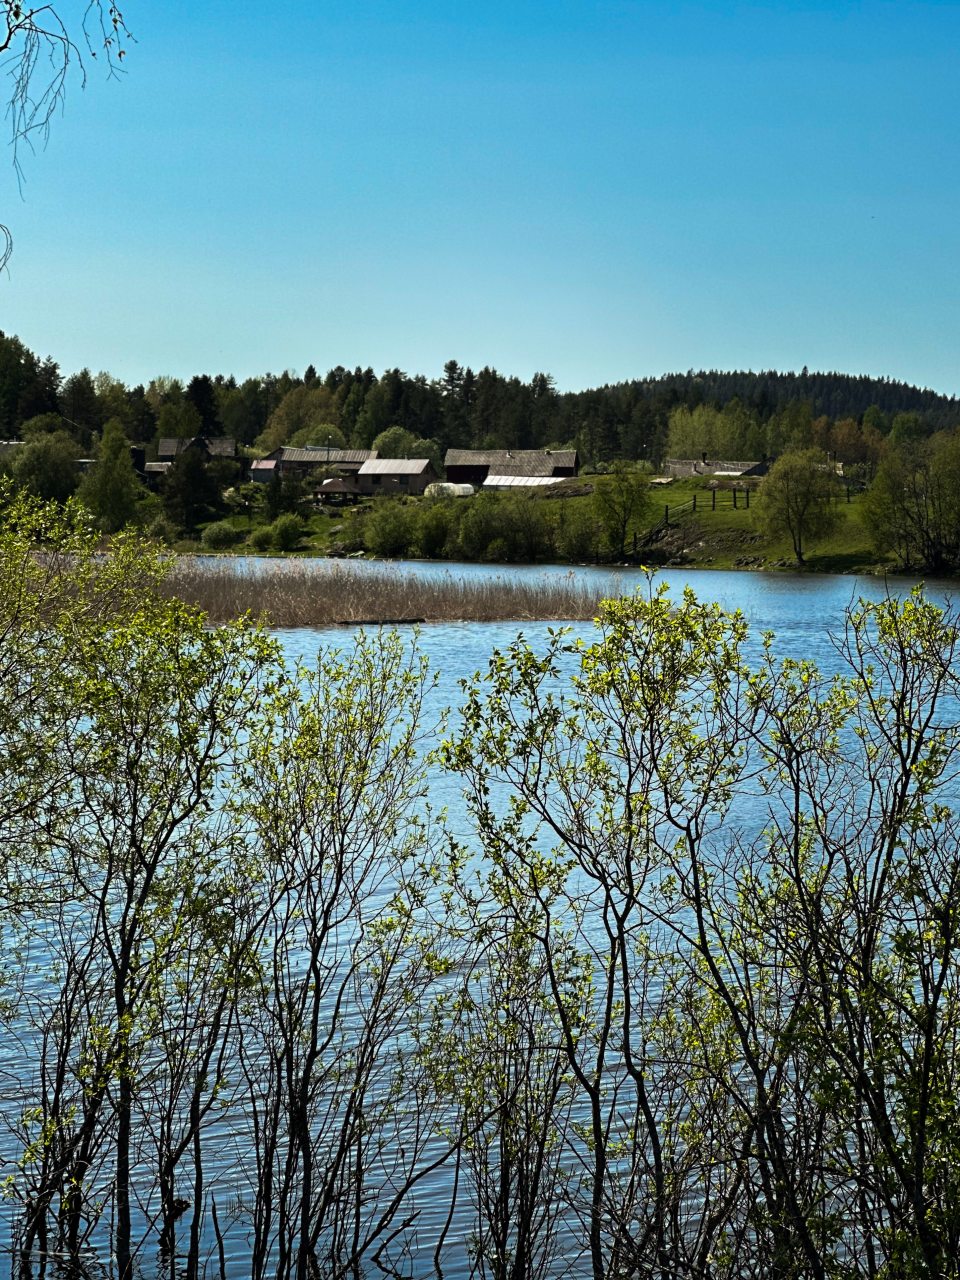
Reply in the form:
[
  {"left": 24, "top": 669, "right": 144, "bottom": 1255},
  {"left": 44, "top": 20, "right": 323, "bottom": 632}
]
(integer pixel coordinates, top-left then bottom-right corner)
[{"left": 163, "top": 558, "right": 613, "bottom": 626}]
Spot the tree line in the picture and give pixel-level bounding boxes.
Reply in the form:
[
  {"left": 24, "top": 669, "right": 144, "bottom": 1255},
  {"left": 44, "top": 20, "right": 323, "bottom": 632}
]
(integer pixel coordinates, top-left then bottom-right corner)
[
  {"left": 2, "top": 490, "right": 960, "bottom": 1278},
  {"left": 3, "top": 330, "right": 959, "bottom": 466}
]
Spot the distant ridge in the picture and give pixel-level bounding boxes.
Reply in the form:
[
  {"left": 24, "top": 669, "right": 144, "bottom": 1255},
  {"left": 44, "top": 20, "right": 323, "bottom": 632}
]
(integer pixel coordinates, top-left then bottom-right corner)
[{"left": 589, "top": 369, "right": 960, "bottom": 428}]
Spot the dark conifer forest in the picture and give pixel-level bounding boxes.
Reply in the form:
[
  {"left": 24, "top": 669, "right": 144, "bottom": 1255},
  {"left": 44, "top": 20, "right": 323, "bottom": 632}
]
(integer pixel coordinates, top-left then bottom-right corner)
[{"left": 2, "top": 330, "right": 958, "bottom": 461}]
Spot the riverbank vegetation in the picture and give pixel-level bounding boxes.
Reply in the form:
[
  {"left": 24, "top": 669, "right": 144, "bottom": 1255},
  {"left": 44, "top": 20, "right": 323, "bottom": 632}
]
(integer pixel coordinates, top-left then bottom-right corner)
[
  {"left": 4, "top": 494, "right": 960, "bottom": 1278},
  {"left": 164, "top": 557, "right": 615, "bottom": 625}
]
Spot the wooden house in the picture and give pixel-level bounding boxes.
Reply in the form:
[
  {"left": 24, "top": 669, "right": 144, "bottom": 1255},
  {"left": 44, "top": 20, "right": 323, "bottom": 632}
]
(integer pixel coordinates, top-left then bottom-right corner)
[
  {"left": 444, "top": 448, "right": 579, "bottom": 487},
  {"left": 356, "top": 458, "right": 437, "bottom": 496}
]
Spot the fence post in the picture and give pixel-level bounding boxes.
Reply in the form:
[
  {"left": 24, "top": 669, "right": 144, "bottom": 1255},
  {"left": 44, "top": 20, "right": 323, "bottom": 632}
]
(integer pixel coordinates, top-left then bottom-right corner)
[
  {"left": 733, "top": 489, "right": 738, "bottom": 510},
  {"left": 665, "top": 504, "right": 669, "bottom": 524},
  {"left": 745, "top": 488, "right": 750, "bottom": 509},
  {"left": 712, "top": 489, "right": 716, "bottom": 511}
]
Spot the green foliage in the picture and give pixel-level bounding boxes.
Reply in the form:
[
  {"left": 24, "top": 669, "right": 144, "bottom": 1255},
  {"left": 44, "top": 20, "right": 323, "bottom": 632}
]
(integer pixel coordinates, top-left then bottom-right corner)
[
  {"left": 222, "top": 481, "right": 264, "bottom": 523},
  {"left": 201, "top": 520, "right": 243, "bottom": 550},
  {"left": 77, "top": 417, "right": 145, "bottom": 533},
  {"left": 8, "top": 482, "right": 960, "bottom": 1273},
  {"left": 248, "top": 524, "right": 275, "bottom": 551},
  {"left": 155, "top": 396, "right": 203, "bottom": 441},
  {"left": 754, "top": 447, "right": 841, "bottom": 564},
  {"left": 456, "top": 491, "right": 555, "bottom": 562},
  {"left": 219, "top": 378, "right": 269, "bottom": 445},
  {"left": 0, "top": 486, "right": 174, "bottom": 872},
  {"left": 863, "top": 432, "right": 960, "bottom": 572},
  {"left": 416, "top": 499, "right": 455, "bottom": 559},
  {"left": 256, "top": 383, "right": 341, "bottom": 453},
  {"left": 6, "top": 491, "right": 960, "bottom": 1271},
  {"left": 358, "top": 491, "right": 584, "bottom": 565},
  {"left": 666, "top": 400, "right": 764, "bottom": 459},
  {"left": 363, "top": 499, "right": 419, "bottom": 558},
  {"left": 371, "top": 425, "right": 443, "bottom": 474},
  {"left": 286, "top": 420, "right": 346, "bottom": 450},
  {"left": 554, "top": 499, "right": 599, "bottom": 562},
  {"left": 144, "top": 513, "right": 178, "bottom": 545},
  {"left": 270, "top": 512, "right": 303, "bottom": 552},
  {"left": 10, "top": 431, "right": 81, "bottom": 503},
  {"left": 246, "top": 513, "right": 304, "bottom": 553},
  {"left": 264, "top": 471, "right": 305, "bottom": 521},
  {"left": 590, "top": 461, "right": 652, "bottom": 558},
  {"left": 455, "top": 492, "right": 504, "bottom": 560},
  {"left": 0, "top": 500, "right": 449, "bottom": 1271},
  {"left": 162, "top": 448, "right": 219, "bottom": 533},
  {"left": 444, "top": 580, "right": 960, "bottom": 1277},
  {"left": 19, "top": 413, "right": 64, "bottom": 438}
]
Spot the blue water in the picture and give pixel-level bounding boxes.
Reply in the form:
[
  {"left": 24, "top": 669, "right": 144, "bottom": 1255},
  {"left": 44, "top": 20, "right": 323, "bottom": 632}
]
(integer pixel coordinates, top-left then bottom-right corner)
[
  {"left": 3, "top": 563, "right": 954, "bottom": 1278},
  {"left": 272, "top": 557, "right": 953, "bottom": 669}
]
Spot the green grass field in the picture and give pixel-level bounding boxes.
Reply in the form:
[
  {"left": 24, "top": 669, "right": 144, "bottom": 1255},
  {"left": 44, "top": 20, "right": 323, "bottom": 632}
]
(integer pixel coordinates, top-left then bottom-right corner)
[{"left": 641, "top": 477, "right": 883, "bottom": 573}]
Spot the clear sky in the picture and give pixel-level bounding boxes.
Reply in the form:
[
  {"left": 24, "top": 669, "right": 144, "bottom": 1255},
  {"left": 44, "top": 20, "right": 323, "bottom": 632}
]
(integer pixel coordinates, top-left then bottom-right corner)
[{"left": 2, "top": 0, "right": 958, "bottom": 395}]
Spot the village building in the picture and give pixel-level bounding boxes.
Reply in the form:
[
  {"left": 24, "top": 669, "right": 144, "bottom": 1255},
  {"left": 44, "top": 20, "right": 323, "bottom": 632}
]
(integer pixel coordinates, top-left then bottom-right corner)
[
  {"left": 444, "top": 448, "right": 579, "bottom": 487},
  {"left": 661, "top": 457, "right": 769, "bottom": 479},
  {"left": 157, "top": 436, "right": 237, "bottom": 462},
  {"left": 315, "top": 476, "right": 361, "bottom": 505},
  {"left": 251, "top": 445, "right": 377, "bottom": 483},
  {"left": 356, "top": 458, "right": 438, "bottom": 496}
]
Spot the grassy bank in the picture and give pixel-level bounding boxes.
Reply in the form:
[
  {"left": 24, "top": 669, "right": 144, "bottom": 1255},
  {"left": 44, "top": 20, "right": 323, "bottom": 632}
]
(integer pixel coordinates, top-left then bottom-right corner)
[
  {"left": 638, "top": 478, "right": 880, "bottom": 572},
  {"left": 164, "top": 559, "right": 618, "bottom": 626}
]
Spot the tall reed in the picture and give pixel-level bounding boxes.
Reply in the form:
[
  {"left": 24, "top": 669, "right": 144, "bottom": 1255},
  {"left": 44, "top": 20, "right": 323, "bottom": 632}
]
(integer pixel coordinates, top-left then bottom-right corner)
[{"left": 162, "top": 558, "right": 615, "bottom": 626}]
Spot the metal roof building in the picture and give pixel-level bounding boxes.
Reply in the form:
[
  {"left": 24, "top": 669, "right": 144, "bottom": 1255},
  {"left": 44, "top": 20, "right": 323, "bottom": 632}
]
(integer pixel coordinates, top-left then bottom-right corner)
[{"left": 445, "top": 449, "right": 579, "bottom": 486}]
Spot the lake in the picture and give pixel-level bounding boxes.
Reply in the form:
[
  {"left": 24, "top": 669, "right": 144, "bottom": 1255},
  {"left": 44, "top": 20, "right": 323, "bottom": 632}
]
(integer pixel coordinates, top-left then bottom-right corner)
[
  {"left": 273, "top": 556, "right": 953, "bottom": 668},
  {"left": 2, "top": 561, "right": 954, "bottom": 1279}
]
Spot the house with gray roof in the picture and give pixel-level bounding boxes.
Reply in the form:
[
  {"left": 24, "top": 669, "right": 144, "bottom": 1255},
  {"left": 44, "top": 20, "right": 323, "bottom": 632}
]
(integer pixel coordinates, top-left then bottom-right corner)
[
  {"left": 357, "top": 458, "right": 437, "bottom": 496},
  {"left": 269, "top": 446, "right": 376, "bottom": 475},
  {"left": 444, "top": 449, "right": 579, "bottom": 486},
  {"left": 157, "top": 436, "right": 236, "bottom": 461}
]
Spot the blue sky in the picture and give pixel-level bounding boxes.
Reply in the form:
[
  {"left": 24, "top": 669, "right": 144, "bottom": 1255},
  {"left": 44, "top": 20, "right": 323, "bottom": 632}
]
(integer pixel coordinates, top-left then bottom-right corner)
[{"left": 2, "top": 0, "right": 959, "bottom": 394}]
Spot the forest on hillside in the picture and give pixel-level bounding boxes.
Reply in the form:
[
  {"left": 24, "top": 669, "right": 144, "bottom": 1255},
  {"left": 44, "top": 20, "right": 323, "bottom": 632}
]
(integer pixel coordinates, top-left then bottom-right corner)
[{"left": 2, "top": 330, "right": 958, "bottom": 465}]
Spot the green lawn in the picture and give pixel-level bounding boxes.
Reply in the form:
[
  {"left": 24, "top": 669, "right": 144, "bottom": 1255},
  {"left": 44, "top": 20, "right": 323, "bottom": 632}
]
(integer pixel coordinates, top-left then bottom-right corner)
[{"left": 635, "top": 477, "right": 885, "bottom": 573}]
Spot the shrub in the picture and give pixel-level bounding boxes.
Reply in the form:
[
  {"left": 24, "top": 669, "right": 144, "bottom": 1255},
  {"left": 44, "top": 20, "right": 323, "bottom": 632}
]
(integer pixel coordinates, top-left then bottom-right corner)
[
  {"left": 499, "top": 493, "right": 555, "bottom": 562},
  {"left": 249, "top": 525, "right": 275, "bottom": 551},
  {"left": 556, "top": 502, "right": 600, "bottom": 562},
  {"left": 271, "top": 513, "right": 304, "bottom": 552},
  {"left": 144, "top": 514, "right": 178, "bottom": 545},
  {"left": 416, "top": 501, "right": 454, "bottom": 559},
  {"left": 456, "top": 493, "right": 504, "bottom": 560},
  {"left": 201, "top": 520, "right": 243, "bottom": 551},
  {"left": 457, "top": 493, "right": 554, "bottom": 562},
  {"left": 364, "top": 501, "right": 418, "bottom": 558}
]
